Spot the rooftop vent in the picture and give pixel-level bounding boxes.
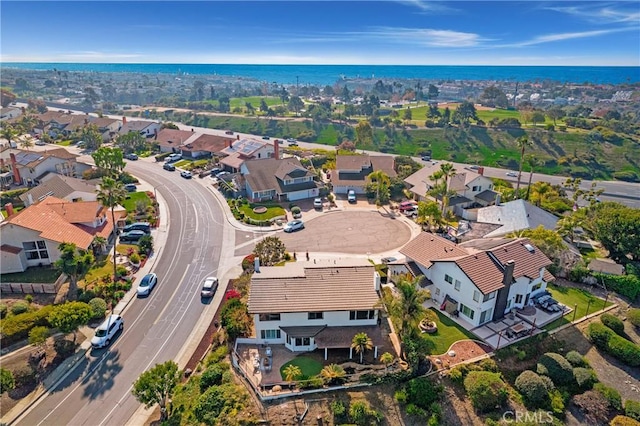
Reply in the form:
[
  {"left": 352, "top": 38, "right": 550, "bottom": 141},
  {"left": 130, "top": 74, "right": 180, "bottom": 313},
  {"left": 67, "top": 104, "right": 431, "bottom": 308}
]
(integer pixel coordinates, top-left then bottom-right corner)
[{"left": 524, "top": 243, "right": 535, "bottom": 253}]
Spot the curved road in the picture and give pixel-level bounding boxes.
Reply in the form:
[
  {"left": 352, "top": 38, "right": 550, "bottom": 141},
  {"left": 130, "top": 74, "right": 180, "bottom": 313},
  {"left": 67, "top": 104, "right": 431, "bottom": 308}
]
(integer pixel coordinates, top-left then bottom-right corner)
[{"left": 16, "top": 161, "right": 232, "bottom": 425}]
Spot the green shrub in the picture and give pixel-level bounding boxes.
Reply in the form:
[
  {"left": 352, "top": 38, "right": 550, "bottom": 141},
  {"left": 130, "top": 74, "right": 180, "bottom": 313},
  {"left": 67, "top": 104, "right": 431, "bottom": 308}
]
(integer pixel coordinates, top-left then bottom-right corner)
[
  {"left": 405, "top": 377, "right": 443, "bottom": 410},
  {"left": 587, "top": 322, "right": 615, "bottom": 349},
  {"left": 0, "top": 305, "right": 54, "bottom": 346},
  {"left": 601, "top": 313, "right": 625, "bottom": 336},
  {"left": 448, "top": 367, "right": 464, "bottom": 384},
  {"left": 594, "top": 383, "right": 622, "bottom": 411},
  {"left": 1, "top": 368, "right": 15, "bottom": 394},
  {"left": 291, "top": 206, "right": 301, "bottom": 214},
  {"left": 405, "top": 403, "right": 427, "bottom": 418},
  {"left": 0, "top": 304, "right": 7, "bottom": 319},
  {"left": 610, "top": 415, "right": 640, "bottom": 426},
  {"left": 549, "top": 389, "right": 565, "bottom": 416},
  {"left": 330, "top": 400, "right": 346, "bottom": 422},
  {"left": 536, "top": 352, "right": 574, "bottom": 385},
  {"left": 478, "top": 358, "right": 499, "bottom": 372},
  {"left": 206, "top": 345, "right": 228, "bottom": 366},
  {"left": 627, "top": 308, "right": 640, "bottom": 328},
  {"left": 200, "top": 364, "right": 224, "bottom": 392},
  {"left": 625, "top": 400, "right": 640, "bottom": 421},
  {"left": 88, "top": 298, "right": 107, "bottom": 319},
  {"left": 11, "top": 301, "right": 30, "bottom": 315},
  {"left": 349, "top": 400, "right": 382, "bottom": 425},
  {"left": 25, "top": 295, "right": 33, "bottom": 304},
  {"left": 515, "top": 370, "right": 551, "bottom": 408},
  {"left": 129, "top": 253, "right": 140, "bottom": 264},
  {"left": 464, "top": 371, "right": 508, "bottom": 413},
  {"left": 573, "top": 367, "right": 597, "bottom": 390},
  {"left": 394, "top": 389, "right": 407, "bottom": 404},
  {"left": 607, "top": 334, "right": 640, "bottom": 367},
  {"left": 565, "top": 350, "right": 587, "bottom": 367},
  {"left": 595, "top": 273, "right": 640, "bottom": 301}
]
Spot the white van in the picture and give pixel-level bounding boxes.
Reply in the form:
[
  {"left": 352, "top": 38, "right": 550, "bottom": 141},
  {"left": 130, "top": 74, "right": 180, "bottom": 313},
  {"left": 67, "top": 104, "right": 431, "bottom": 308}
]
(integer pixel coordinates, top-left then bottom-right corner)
[{"left": 166, "top": 153, "right": 182, "bottom": 163}]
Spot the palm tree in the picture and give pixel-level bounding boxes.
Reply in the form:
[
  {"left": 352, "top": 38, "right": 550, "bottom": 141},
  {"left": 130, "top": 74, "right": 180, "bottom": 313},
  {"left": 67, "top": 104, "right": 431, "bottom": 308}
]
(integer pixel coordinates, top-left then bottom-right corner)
[
  {"left": 0, "top": 124, "right": 19, "bottom": 146},
  {"left": 515, "top": 135, "right": 532, "bottom": 197},
  {"left": 380, "top": 352, "right": 394, "bottom": 370},
  {"left": 438, "top": 163, "right": 456, "bottom": 215},
  {"left": 19, "top": 135, "right": 34, "bottom": 151},
  {"left": 283, "top": 364, "right": 302, "bottom": 383},
  {"left": 529, "top": 181, "right": 553, "bottom": 207},
  {"left": 388, "top": 276, "right": 430, "bottom": 357},
  {"left": 54, "top": 242, "right": 94, "bottom": 300},
  {"left": 319, "top": 364, "right": 346, "bottom": 385},
  {"left": 557, "top": 215, "right": 583, "bottom": 243},
  {"left": 525, "top": 155, "right": 543, "bottom": 201},
  {"left": 415, "top": 201, "right": 442, "bottom": 231},
  {"left": 366, "top": 170, "right": 390, "bottom": 207},
  {"left": 97, "top": 177, "right": 127, "bottom": 283},
  {"left": 351, "top": 332, "right": 373, "bottom": 364}
]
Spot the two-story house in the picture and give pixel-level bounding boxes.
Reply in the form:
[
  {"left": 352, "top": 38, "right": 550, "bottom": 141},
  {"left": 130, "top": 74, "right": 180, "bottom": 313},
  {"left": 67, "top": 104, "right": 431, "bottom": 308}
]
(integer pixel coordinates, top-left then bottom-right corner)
[
  {"left": 247, "top": 259, "right": 385, "bottom": 360},
  {"left": 240, "top": 157, "right": 319, "bottom": 202},
  {"left": 0, "top": 197, "right": 114, "bottom": 273},
  {"left": 398, "top": 233, "right": 554, "bottom": 328},
  {"left": 1, "top": 148, "right": 92, "bottom": 186},
  {"left": 119, "top": 118, "right": 161, "bottom": 138},
  {"left": 19, "top": 172, "right": 99, "bottom": 206},
  {"left": 219, "top": 138, "right": 275, "bottom": 173},
  {"left": 0, "top": 107, "right": 22, "bottom": 121},
  {"left": 404, "top": 164, "right": 497, "bottom": 214},
  {"left": 331, "top": 155, "right": 396, "bottom": 194}
]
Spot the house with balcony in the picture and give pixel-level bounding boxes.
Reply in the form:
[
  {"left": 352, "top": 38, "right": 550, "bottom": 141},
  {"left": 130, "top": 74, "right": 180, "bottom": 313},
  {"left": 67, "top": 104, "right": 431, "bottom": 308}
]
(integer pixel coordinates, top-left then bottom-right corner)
[
  {"left": 240, "top": 157, "right": 320, "bottom": 202},
  {"left": 404, "top": 164, "right": 497, "bottom": 215},
  {"left": 397, "top": 233, "right": 554, "bottom": 328},
  {"left": 330, "top": 154, "right": 396, "bottom": 194},
  {"left": 247, "top": 258, "right": 385, "bottom": 360},
  {"left": 0, "top": 197, "right": 115, "bottom": 273}
]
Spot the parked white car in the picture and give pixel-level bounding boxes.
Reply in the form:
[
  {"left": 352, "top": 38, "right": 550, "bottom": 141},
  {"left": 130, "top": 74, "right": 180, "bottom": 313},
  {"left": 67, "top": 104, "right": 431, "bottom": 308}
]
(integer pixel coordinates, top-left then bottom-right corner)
[
  {"left": 91, "top": 315, "right": 123, "bottom": 349},
  {"left": 347, "top": 190, "right": 356, "bottom": 203},
  {"left": 201, "top": 277, "right": 219, "bottom": 298},
  {"left": 136, "top": 273, "right": 158, "bottom": 296},
  {"left": 283, "top": 219, "right": 305, "bottom": 233}
]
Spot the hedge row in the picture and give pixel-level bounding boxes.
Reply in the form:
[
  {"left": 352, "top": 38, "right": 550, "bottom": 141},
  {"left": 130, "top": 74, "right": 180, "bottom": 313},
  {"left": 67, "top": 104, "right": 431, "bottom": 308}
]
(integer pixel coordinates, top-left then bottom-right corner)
[
  {"left": 587, "top": 322, "right": 640, "bottom": 367},
  {"left": 0, "top": 305, "right": 55, "bottom": 346},
  {"left": 594, "top": 272, "right": 640, "bottom": 302}
]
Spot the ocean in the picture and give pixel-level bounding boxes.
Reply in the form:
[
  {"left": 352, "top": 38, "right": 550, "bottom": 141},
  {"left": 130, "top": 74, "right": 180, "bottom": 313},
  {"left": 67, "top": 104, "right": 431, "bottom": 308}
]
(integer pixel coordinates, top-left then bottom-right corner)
[{"left": 2, "top": 63, "right": 639, "bottom": 86}]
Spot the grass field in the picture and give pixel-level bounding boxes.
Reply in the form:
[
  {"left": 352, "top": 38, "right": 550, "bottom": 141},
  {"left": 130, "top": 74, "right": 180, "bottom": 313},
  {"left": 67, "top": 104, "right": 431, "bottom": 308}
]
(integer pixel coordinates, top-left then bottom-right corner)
[
  {"left": 122, "top": 192, "right": 151, "bottom": 212},
  {"left": 280, "top": 356, "right": 323, "bottom": 379},
  {"left": 229, "top": 96, "right": 282, "bottom": 109},
  {"left": 238, "top": 203, "right": 285, "bottom": 220},
  {"left": 421, "top": 308, "right": 479, "bottom": 355},
  {"left": 543, "top": 284, "right": 613, "bottom": 331},
  {"left": 1, "top": 266, "right": 60, "bottom": 283}
]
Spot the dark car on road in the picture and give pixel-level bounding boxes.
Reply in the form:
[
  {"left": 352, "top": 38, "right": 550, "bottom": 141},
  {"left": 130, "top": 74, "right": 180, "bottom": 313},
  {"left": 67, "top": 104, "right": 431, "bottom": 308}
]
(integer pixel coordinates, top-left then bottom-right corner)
[{"left": 163, "top": 163, "right": 176, "bottom": 171}]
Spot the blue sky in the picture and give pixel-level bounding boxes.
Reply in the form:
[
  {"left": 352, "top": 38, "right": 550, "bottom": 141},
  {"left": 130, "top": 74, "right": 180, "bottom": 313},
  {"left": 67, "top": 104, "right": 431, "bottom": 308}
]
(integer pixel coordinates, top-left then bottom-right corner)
[{"left": 1, "top": 1, "right": 639, "bottom": 65}]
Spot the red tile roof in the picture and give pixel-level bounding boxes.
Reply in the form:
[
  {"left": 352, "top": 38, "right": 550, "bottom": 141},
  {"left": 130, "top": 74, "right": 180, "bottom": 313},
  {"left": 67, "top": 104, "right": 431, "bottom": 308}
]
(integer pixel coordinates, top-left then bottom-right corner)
[{"left": 399, "top": 232, "right": 468, "bottom": 268}]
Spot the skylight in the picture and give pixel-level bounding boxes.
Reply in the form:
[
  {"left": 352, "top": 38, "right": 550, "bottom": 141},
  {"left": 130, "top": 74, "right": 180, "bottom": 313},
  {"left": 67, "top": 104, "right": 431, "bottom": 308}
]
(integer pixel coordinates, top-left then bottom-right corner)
[{"left": 524, "top": 243, "right": 535, "bottom": 253}]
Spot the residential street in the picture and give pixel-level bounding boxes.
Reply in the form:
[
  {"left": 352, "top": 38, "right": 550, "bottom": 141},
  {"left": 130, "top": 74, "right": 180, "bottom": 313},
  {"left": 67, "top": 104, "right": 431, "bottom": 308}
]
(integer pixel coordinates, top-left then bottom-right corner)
[{"left": 14, "top": 160, "right": 233, "bottom": 426}]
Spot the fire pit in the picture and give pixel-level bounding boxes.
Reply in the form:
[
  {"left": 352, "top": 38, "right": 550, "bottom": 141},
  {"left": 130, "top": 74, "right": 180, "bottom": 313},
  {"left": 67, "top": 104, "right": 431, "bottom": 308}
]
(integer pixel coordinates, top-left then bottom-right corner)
[
  {"left": 253, "top": 206, "right": 268, "bottom": 214},
  {"left": 419, "top": 318, "right": 438, "bottom": 334}
]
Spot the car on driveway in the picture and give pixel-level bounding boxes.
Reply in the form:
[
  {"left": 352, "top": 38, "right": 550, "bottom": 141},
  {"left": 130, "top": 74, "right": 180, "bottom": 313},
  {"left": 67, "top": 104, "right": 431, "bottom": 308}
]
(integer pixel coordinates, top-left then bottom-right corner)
[
  {"left": 180, "top": 170, "right": 193, "bottom": 179},
  {"left": 35, "top": 139, "right": 46, "bottom": 146},
  {"left": 124, "top": 183, "right": 137, "bottom": 192},
  {"left": 403, "top": 207, "right": 418, "bottom": 217},
  {"left": 137, "top": 273, "right": 158, "bottom": 296},
  {"left": 313, "top": 198, "right": 323, "bottom": 209},
  {"left": 262, "top": 136, "right": 270, "bottom": 140},
  {"left": 283, "top": 219, "right": 305, "bottom": 233},
  {"left": 166, "top": 153, "right": 182, "bottom": 163},
  {"left": 124, "top": 153, "right": 138, "bottom": 160},
  {"left": 506, "top": 171, "right": 518, "bottom": 177},
  {"left": 91, "top": 315, "right": 123, "bottom": 349},
  {"left": 347, "top": 190, "right": 356, "bottom": 203},
  {"left": 201, "top": 277, "right": 219, "bottom": 298},
  {"left": 163, "top": 163, "right": 176, "bottom": 171},
  {"left": 398, "top": 200, "right": 418, "bottom": 212},
  {"left": 119, "top": 230, "right": 146, "bottom": 244},
  {"left": 123, "top": 222, "right": 151, "bottom": 234}
]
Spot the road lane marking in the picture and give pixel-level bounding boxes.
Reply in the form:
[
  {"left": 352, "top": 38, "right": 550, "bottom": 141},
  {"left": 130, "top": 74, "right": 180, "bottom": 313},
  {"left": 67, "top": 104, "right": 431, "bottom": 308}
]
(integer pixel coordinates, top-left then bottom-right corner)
[
  {"left": 193, "top": 204, "right": 199, "bottom": 233},
  {"left": 153, "top": 266, "right": 191, "bottom": 325}
]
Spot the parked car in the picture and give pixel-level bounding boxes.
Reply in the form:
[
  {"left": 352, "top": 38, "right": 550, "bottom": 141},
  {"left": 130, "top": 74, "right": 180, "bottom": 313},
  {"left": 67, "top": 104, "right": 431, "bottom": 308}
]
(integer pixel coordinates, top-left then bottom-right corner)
[
  {"left": 91, "top": 315, "right": 123, "bottom": 349},
  {"left": 506, "top": 171, "right": 518, "bottom": 177},
  {"left": 287, "top": 138, "right": 298, "bottom": 146},
  {"left": 166, "top": 153, "right": 182, "bottom": 163},
  {"left": 180, "top": 170, "right": 193, "bottom": 179},
  {"left": 35, "top": 139, "right": 46, "bottom": 146},
  {"left": 224, "top": 130, "right": 234, "bottom": 135},
  {"left": 209, "top": 167, "right": 222, "bottom": 176},
  {"left": 136, "top": 273, "right": 158, "bottom": 296},
  {"left": 262, "top": 136, "right": 270, "bottom": 140},
  {"left": 469, "top": 165, "right": 480, "bottom": 170},
  {"left": 123, "top": 222, "right": 151, "bottom": 234},
  {"left": 313, "top": 198, "right": 323, "bottom": 209},
  {"left": 381, "top": 257, "right": 398, "bottom": 264},
  {"left": 421, "top": 155, "right": 431, "bottom": 161},
  {"left": 124, "top": 183, "right": 137, "bottom": 192},
  {"left": 347, "top": 190, "right": 356, "bottom": 203},
  {"left": 216, "top": 171, "right": 230, "bottom": 179},
  {"left": 403, "top": 207, "right": 418, "bottom": 217},
  {"left": 119, "top": 230, "right": 146, "bottom": 243},
  {"left": 124, "top": 153, "right": 138, "bottom": 160},
  {"left": 283, "top": 219, "right": 304, "bottom": 233},
  {"left": 398, "top": 200, "right": 418, "bottom": 212},
  {"left": 163, "top": 163, "right": 176, "bottom": 171},
  {"left": 76, "top": 141, "right": 86, "bottom": 148},
  {"left": 201, "top": 277, "right": 219, "bottom": 298}
]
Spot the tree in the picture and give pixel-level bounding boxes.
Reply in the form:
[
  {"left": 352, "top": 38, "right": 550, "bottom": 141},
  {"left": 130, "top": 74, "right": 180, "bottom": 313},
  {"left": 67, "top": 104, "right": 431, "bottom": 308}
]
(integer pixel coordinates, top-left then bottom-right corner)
[
  {"left": 528, "top": 181, "right": 555, "bottom": 207},
  {"left": 19, "top": 135, "right": 33, "bottom": 151},
  {"left": 557, "top": 215, "right": 583, "bottom": 243},
  {"left": 287, "top": 96, "right": 304, "bottom": 117},
  {"left": 480, "top": 86, "right": 509, "bottom": 108},
  {"left": 219, "top": 298, "right": 251, "bottom": 339},
  {"left": 161, "top": 121, "right": 179, "bottom": 130},
  {"left": 0, "top": 124, "right": 19, "bottom": 146},
  {"left": 515, "top": 135, "right": 532, "bottom": 197},
  {"left": 524, "top": 155, "right": 543, "bottom": 201},
  {"left": 1, "top": 368, "right": 15, "bottom": 394},
  {"left": 452, "top": 101, "right": 478, "bottom": 127},
  {"left": 546, "top": 107, "right": 565, "bottom": 125},
  {"left": 380, "top": 352, "right": 394, "bottom": 370},
  {"left": 97, "top": 177, "right": 127, "bottom": 283},
  {"left": 427, "top": 84, "right": 439, "bottom": 100},
  {"left": 415, "top": 200, "right": 443, "bottom": 231},
  {"left": 92, "top": 147, "right": 126, "bottom": 178},
  {"left": 438, "top": 162, "right": 457, "bottom": 215},
  {"left": 515, "top": 370, "right": 552, "bottom": 408},
  {"left": 0, "top": 88, "right": 17, "bottom": 107},
  {"left": 47, "top": 302, "right": 93, "bottom": 343},
  {"left": 464, "top": 371, "right": 508, "bottom": 413},
  {"left": 587, "top": 203, "right": 640, "bottom": 263},
  {"left": 259, "top": 98, "right": 269, "bottom": 113},
  {"left": 54, "top": 242, "right": 94, "bottom": 300},
  {"left": 403, "top": 107, "right": 412, "bottom": 124},
  {"left": 283, "top": 364, "right": 302, "bottom": 382},
  {"left": 253, "top": 236, "right": 286, "bottom": 266},
  {"left": 366, "top": 170, "right": 391, "bottom": 206},
  {"left": 354, "top": 120, "right": 373, "bottom": 146},
  {"left": 79, "top": 123, "right": 103, "bottom": 150},
  {"left": 508, "top": 227, "right": 565, "bottom": 261},
  {"left": 29, "top": 326, "right": 50, "bottom": 349},
  {"left": 387, "top": 276, "right": 430, "bottom": 360},
  {"left": 116, "top": 132, "right": 146, "bottom": 153},
  {"left": 132, "top": 360, "right": 181, "bottom": 421},
  {"left": 320, "top": 363, "right": 346, "bottom": 385},
  {"left": 531, "top": 111, "right": 546, "bottom": 127},
  {"left": 245, "top": 102, "right": 255, "bottom": 115},
  {"left": 351, "top": 332, "right": 373, "bottom": 363}
]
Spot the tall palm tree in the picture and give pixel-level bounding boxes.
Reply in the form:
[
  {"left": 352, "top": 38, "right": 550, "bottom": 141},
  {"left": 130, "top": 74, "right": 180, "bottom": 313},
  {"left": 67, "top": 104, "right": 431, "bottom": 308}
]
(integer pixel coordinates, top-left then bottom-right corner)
[
  {"left": 428, "top": 169, "right": 444, "bottom": 188},
  {"left": 390, "top": 276, "right": 430, "bottom": 340},
  {"left": 0, "top": 124, "right": 19, "bottom": 146},
  {"left": 515, "top": 135, "right": 532, "bottom": 197},
  {"left": 283, "top": 364, "right": 302, "bottom": 383},
  {"left": 529, "top": 181, "right": 553, "bottom": 207},
  {"left": 367, "top": 170, "right": 390, "bottom": 207},
  {"left": 415, "top": 201, "right": 442, "bottom": 231},
  {"left": 525, "top": 155, "right": 543, "bottom": 201},
  {"left": 438, "top": 163, "right": 456, "bottom": 215},
  {"left": 320, "top": 364, "right": 346, "bottom": 385},
  {"left": 97, "top": 177, "right": 127, "bottom": 282},
  {"left": 351, "top": 332, "right": 373, "bottom": 364}
]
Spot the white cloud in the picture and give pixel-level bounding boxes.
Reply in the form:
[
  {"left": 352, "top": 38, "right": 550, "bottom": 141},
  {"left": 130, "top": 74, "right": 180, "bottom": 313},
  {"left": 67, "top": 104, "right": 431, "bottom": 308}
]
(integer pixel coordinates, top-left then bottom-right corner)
[
  {"left": 506, "top": 27, "right": 636, "bottom": 47},
  {"left": 546, "top": 5, "right": 640, "bottom": 24},
  {"left": 395, "top": 0, "right": 456, "bottom": 13},
  {"left": 1, "top": 51, "right": 143, "bottom": 62}
]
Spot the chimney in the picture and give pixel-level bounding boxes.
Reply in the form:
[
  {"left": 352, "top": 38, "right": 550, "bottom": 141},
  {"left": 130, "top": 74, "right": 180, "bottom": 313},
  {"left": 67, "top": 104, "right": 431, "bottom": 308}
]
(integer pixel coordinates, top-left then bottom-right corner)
[
  {"left": 374, "top": 272, "right": 381, "bottom": 291},
  {"left": 237, "top": 135, "right": 240, "bottom": 140},
  {"left": 477, "top": 166, "right": 484, "bottom": 175},
  {"left": 273, "top": 140, "right": 280, "bottom": 159},
  {"left": 254, "top": 257, "right": 260, "bottom": 273},
  {"left": 495, "top": 193, "right": 501, "bottom": 206},
  {"left": 27, "top": 193, "right": 34, "bottom": 206},
  {"left": 4, "top": 203, "right": 14, "bottom": 216},
  {"left": 227, "top": 139, "right": 233, "bottom": 148},
  {"left": 502, "top": 260, "right": 515, "bottom": 288},
  {"left": 122, "top": 116, "right": 127, "bottom": 125},
  {"left": 154, "top": 128, "right": 158, "bottom": 140},
  {"left": 10, "top": 153, "right": 21, "bottom": 184}
]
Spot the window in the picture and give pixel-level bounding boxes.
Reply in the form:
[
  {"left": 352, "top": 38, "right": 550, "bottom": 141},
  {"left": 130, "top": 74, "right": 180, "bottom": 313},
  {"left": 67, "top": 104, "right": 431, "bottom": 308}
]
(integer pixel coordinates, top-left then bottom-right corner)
[
  {"left": 532, "top": 283, "right": 542, "bottom": 292},
  {"left": 515, "top": 294, "right": 523, "bottom": 304},
  {"left": 483, "top": 291, "right": 496, "bottom": 302},
  {"left": 479, "top": 308, "right": 493, "bottom": 324},
  {"left": 294, "top": 337, "right": 311, "bottom": 346},
  {"left": 507, "top": 299, "right": 512, "bottom": 309},
  {"left": 454, "top": 280, "right": 461, "bottom": 291},
  {"left": 460, "top": 304, "right": 475, "bottom": 320},
  {"left": 308, "top": 312, "right": 323, "bottom": 320},
  {"left": 260, "top": 330, "right": 281, "bottom": 339},
  {"left": 472, "top": 185, "right": 481, "bottom": 192},
  {"left": 473, "top": 291, "right": 480, "bottom": 302},
  {"left": 258, "top": 313, "right": 281, "bottom": 321},
  {"left": 435, "top": 287, "right": 441, "bottom": 296},
  {"left": 22, "top": 240, "right": 49, "bottom": 260},
  {"left": 350, "top": 310, "right": 375, "bottom": 320},
  {"left": 444, "top": 274, "right": 453, "bottom": 284}
]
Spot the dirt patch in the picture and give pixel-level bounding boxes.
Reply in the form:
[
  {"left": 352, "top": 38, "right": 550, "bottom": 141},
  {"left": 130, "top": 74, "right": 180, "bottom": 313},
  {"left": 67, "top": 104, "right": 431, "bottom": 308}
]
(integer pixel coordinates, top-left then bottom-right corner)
[{"left": 431, "top": 340, "right": 492, "bottom": 367}]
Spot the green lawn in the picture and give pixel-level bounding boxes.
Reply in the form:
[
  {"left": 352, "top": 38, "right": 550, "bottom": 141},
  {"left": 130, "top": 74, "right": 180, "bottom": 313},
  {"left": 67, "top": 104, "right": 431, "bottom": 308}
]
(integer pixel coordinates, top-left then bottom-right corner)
[
  {"left": 57, "top": 140, "right": 73, "bottom": 146},
  {"left": 238, "top": 203, "right": 286, "bottom": 221},
  {"left": 229, "top": 96, "right": 282, "bottom": 110},
  {"left": 1, "top": 266, "right": 60, "bottom": 283},
  {"left": 543, "top": 283, "right": 613, "bottom": 331},
  {"left": 280, "top": 356, "right": 323, "bottom": 379},
  {"left": 83, "top": 255, "right": 112, "bottom": 284},
  {"left": 122, "top": 192, "right": 151, "bottom": 212},
  {"left": 421, "top": 308, "right": 479, "bottom": 355}
]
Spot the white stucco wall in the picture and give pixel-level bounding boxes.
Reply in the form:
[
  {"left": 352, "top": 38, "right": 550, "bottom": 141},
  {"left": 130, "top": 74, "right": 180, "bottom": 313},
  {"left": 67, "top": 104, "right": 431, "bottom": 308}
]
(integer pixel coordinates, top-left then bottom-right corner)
[
  {"left": 0, "top": 250, "right": 27, "bottom": 273},
  {"left": 287, "top": 187, "right": 319, "bottom": 201},
  {"left": 0, "top": 224, "right": 60, "bottom": 268},
  {"left": 505, "top": 269, "right": 547, "bottom": 313}
]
